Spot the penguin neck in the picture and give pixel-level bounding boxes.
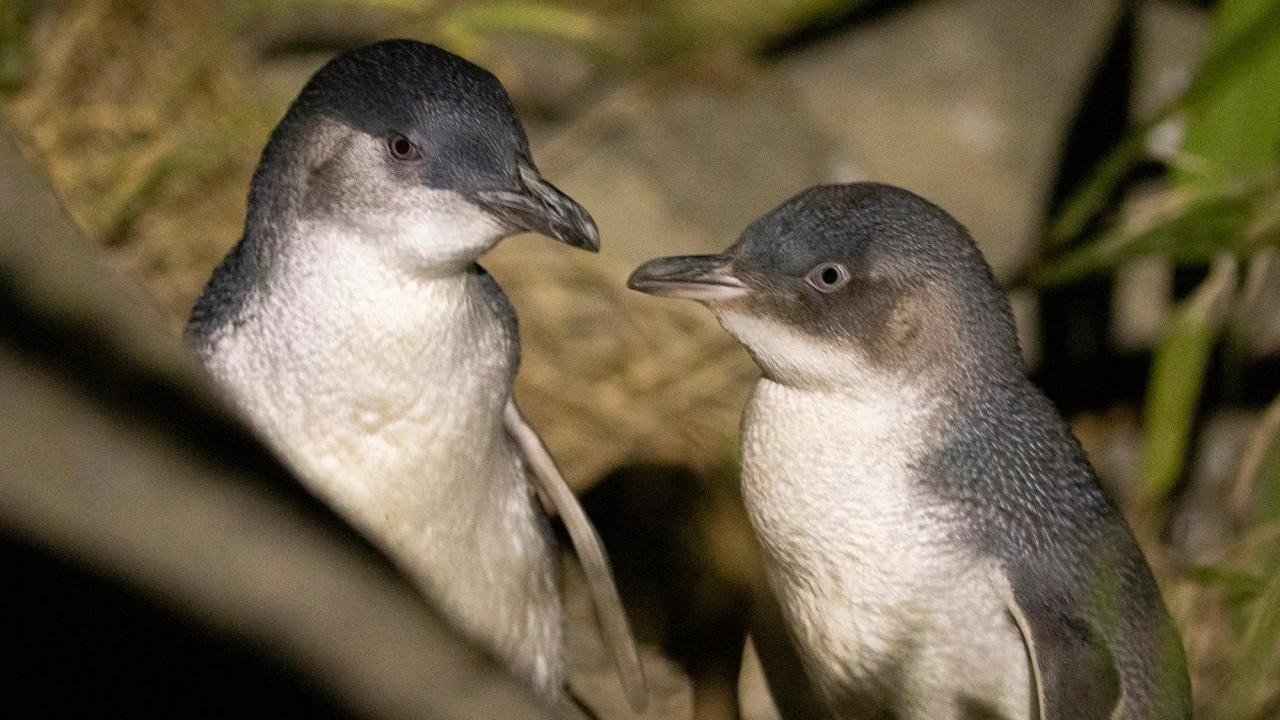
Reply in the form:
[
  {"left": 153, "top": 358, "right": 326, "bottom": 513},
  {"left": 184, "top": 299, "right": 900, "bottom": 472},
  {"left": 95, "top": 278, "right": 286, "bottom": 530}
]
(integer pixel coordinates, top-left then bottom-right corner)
[
  {"left": 740, "top": 331, "right": 1018, "bottom": 436},
  {"left": 717, "top": 308, "right": 1008, "bottom": 408}
]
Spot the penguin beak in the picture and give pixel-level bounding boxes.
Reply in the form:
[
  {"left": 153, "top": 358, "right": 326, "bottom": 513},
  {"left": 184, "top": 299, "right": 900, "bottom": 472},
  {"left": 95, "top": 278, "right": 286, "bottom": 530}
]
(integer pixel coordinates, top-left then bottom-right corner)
[
  {"left": 627, "top": 254, "right": 751, "bottom": 302},
  {"left": 472, "top": 161, "right": 600, "bottom": 252}
]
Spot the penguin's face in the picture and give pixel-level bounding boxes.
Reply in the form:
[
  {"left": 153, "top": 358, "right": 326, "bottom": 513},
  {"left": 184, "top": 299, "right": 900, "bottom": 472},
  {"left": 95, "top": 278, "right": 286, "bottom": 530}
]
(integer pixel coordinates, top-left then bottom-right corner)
[
  {"left": 254, "top": 40, "right": 597, "bottom": 270},
  {"left": 629, "top": 183, "right": 1018, "bottom": 388}
]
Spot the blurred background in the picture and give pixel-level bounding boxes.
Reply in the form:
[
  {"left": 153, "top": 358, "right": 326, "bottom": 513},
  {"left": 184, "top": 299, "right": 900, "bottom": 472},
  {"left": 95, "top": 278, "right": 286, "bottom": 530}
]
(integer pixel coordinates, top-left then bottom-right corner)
[{"left": 1, "top": 0, "right": 1277, "bottom": 718}]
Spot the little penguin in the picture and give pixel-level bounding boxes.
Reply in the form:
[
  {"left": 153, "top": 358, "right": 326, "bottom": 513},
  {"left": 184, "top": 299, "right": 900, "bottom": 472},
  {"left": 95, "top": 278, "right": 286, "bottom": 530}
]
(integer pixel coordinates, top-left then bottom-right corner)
[
  {"left": 185, "top": 40, "right": 644, "bottom": 709},
  {"left": 627, "top": 183, "right": 1190, "bottom": 719}
]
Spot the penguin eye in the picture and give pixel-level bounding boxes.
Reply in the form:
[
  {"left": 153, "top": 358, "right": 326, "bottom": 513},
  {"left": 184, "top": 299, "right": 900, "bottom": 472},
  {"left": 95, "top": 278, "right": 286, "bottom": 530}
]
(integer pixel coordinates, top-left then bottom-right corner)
[
  {"left": 387, "top": 133, "right": 422, "bottom": 162},
  {"left": 806, "top": 262, "right": 850, "bottom": 292}
]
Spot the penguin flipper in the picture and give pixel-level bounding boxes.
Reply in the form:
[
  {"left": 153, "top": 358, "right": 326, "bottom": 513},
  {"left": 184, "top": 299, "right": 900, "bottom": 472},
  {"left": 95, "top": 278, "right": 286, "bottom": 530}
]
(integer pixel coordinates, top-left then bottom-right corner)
[
  {"left": 503, "top": 400, "right": 649, "bottom": 713},
  {"left": 997, "top": 570, "right": 1122, "bottom": 720}
]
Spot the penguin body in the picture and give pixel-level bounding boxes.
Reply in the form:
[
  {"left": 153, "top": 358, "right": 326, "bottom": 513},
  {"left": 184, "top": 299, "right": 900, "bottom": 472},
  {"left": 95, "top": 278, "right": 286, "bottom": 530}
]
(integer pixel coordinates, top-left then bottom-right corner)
[
  {"left": 186, "top": 40, "right": 644, "bottom": 706},
  {"left": 193, "top": 235, "right": 560, "bottom": 692},
  {"left": 628, "top": 183, "right": 1190, "bottom": 719}
]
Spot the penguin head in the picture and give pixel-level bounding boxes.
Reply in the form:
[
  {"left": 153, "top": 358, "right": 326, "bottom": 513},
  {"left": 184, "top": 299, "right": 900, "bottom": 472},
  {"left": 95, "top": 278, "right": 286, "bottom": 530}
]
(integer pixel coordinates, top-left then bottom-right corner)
[
  {"left": 628, "top": 183, "right": 1022, "bottom": 390},
  {"left": 247, "top": 40, "right": 597, "bottom": 271}
]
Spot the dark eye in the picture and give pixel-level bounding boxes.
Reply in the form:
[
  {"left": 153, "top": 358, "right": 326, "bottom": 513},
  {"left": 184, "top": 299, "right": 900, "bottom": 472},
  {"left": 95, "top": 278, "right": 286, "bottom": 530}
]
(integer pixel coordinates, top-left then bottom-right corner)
[
  {"left": 806, "top": 262, "right": 850, "bottom": 292},
  {"left": 387, "top": 133, "right": 422, "bottom": 161}
]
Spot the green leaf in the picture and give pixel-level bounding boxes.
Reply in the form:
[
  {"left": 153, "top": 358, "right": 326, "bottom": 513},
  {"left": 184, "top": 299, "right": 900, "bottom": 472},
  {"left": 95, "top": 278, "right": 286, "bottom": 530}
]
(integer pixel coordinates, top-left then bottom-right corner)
[
  {"left": 656, "top": 0, "right": 859, "bottom": 46},
  {"left": 269, "top": 0, "right": 433, "bottom": 9},
  {"left": 1178, "top": 0, "right": 1280, "bottom": 116},
  {"left": 1176, "top": 0, "right": 1280, "bottom": 192},
  {"left": 1139, "top": 257, "right": 1239, "bottom": 501},
  {"left": 1045, "top": 133, "right": 1147, "bottom": 250},
  {"left": 1186, "top": 563, "right": 1266, "bottom": 602}
]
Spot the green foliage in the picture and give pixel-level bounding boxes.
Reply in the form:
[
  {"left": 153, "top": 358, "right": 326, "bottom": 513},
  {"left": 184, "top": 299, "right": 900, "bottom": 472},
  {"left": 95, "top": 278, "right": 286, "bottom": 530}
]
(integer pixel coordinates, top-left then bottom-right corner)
[
  {"left": 1039, "top": 0, "right": 1280, "bottom": 259},
  {"left": 1237, "top": 559, "right": 1280, "bottom": 714},
  {"left": 1239, "top": 395, "right": 1280, "bottom": 526},
  {"left": 444, "top": 2, "right": 608, "bottom": 44},
  {"left": 1032, "top": 0, "right": 1280, "bottom": 505},
  {"left": 640, "top": 0, "right": 854, "bottom": 62},
  {"left": 1032, "top": 173, "right": 1277, "bottom": 285},
  {"left": 1028, "top": 4, "right": 1280, "bottom": 715},
  {"left": 1218, "top": 521, "right": 1280, "bottom": 719},
  {"left": 1186, "top": 562, "right": 1267, "bottom": 603},
  {"left": 1176, "top": 0, "right": 1280, "bottom": 192}
]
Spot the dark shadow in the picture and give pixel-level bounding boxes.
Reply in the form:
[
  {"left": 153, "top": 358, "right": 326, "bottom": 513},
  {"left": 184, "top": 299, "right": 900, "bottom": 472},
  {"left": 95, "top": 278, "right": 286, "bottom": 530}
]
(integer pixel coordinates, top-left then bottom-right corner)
[
  {"left": 760, "top": 0, "right": 936, "bottom": 58},
  {"left": 1, "top": 533, "right": 351, "bottom": 719},
  {"left": 958, "top": 695, "right": 1011, "bottom": 720},
  {"left": 748, "top": 582, "right": 833, "bottom": 720},
  {"left": 1034, "top": 1, "right": 1144, "bottom": 416},
  {"left": 570, "top": 463, "right": 753, "bottom": 694}
]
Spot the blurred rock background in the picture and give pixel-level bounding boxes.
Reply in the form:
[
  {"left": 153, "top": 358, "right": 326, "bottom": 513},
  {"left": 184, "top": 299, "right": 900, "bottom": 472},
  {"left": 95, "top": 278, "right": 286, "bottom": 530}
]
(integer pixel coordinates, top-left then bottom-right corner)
[{"left": 2, "top": 0, "right": 1278, "bottom": 718}]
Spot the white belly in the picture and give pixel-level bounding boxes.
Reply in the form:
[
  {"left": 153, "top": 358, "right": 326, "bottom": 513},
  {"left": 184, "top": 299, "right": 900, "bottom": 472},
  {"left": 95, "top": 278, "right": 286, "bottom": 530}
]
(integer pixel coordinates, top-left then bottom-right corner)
[
  {"left": 197, "top": 258, "right": 562, "bottom": 698},
  {"left": 740, "top": 379, "right": 1032, "bottom": 719}
]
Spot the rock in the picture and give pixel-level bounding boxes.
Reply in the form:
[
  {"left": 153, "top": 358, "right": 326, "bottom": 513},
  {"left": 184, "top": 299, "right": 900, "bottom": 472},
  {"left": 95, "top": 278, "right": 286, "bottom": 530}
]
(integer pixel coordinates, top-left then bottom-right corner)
[
  {"left": 491, "top": 0, "right": 1149, "bottom": 482},
  {"left": 782, "top": 0, "right": 1119, "bottom": 279}
]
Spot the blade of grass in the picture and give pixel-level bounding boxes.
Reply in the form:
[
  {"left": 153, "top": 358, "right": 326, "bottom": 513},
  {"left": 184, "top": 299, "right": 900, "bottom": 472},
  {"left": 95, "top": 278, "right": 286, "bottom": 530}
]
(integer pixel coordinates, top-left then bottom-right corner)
[
  {"left": 1031, "top": 174, "right": 1277, "bottom": 284},
  {"left": 438, "top": 2, "right": 609, "bottom": 46},
  {"left": 1234, "top": 540, "right": 1280, "bottom": 717},
  {"left": 1185, "top": 563, "right": 1266, "bottom": 603},
  {"left": 1139, "top": 256, "right": 1238, "bottom": 507},
  {"left": 270, "top": 0, "right": 433, "bottom": 9},
  {"left": 1235, "top": 393, "right": 1280, "bottom": 526}
]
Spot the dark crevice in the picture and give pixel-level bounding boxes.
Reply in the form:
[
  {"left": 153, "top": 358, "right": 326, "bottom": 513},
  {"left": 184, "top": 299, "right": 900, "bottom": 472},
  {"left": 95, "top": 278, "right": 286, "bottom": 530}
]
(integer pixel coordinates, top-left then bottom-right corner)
[{"left": 1035, "top": 2, "right": 1136, "bottom": 416}]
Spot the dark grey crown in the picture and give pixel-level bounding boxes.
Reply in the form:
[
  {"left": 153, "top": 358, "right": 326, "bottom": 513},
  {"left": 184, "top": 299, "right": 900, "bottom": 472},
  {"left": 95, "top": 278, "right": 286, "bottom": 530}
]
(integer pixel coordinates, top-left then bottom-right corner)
[
  {"left": 247, "top": 40, "right": 532, "bottom": 225},
  {"left": 738, "top": 184, "right": 991, "bottom": 293}
]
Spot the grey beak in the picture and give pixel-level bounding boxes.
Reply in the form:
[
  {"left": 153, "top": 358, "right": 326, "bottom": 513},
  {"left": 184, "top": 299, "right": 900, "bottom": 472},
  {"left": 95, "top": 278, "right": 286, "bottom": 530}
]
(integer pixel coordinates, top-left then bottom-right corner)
[
  {"left": 472, "top": 161, "right": 600, "bottom": 252},
  {"left": 627, "top": 253, "right": 751, "bottom": 301}
]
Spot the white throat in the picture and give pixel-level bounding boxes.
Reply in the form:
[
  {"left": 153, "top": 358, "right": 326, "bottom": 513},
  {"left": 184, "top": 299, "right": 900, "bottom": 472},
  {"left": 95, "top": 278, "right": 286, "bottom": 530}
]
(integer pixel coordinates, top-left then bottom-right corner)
[{"left": 716, "top": 309, "right": 901, "bottom": 394}]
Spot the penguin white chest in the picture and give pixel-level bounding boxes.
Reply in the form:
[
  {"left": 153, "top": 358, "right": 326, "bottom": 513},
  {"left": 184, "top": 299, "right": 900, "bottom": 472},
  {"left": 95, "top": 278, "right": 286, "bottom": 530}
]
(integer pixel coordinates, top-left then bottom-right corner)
[
  {"left": 740, "top": 379, "right": 1031, "bottom": 718},
  {"left": 196, "top": 246, "right": 563, "bottom": 699}
]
